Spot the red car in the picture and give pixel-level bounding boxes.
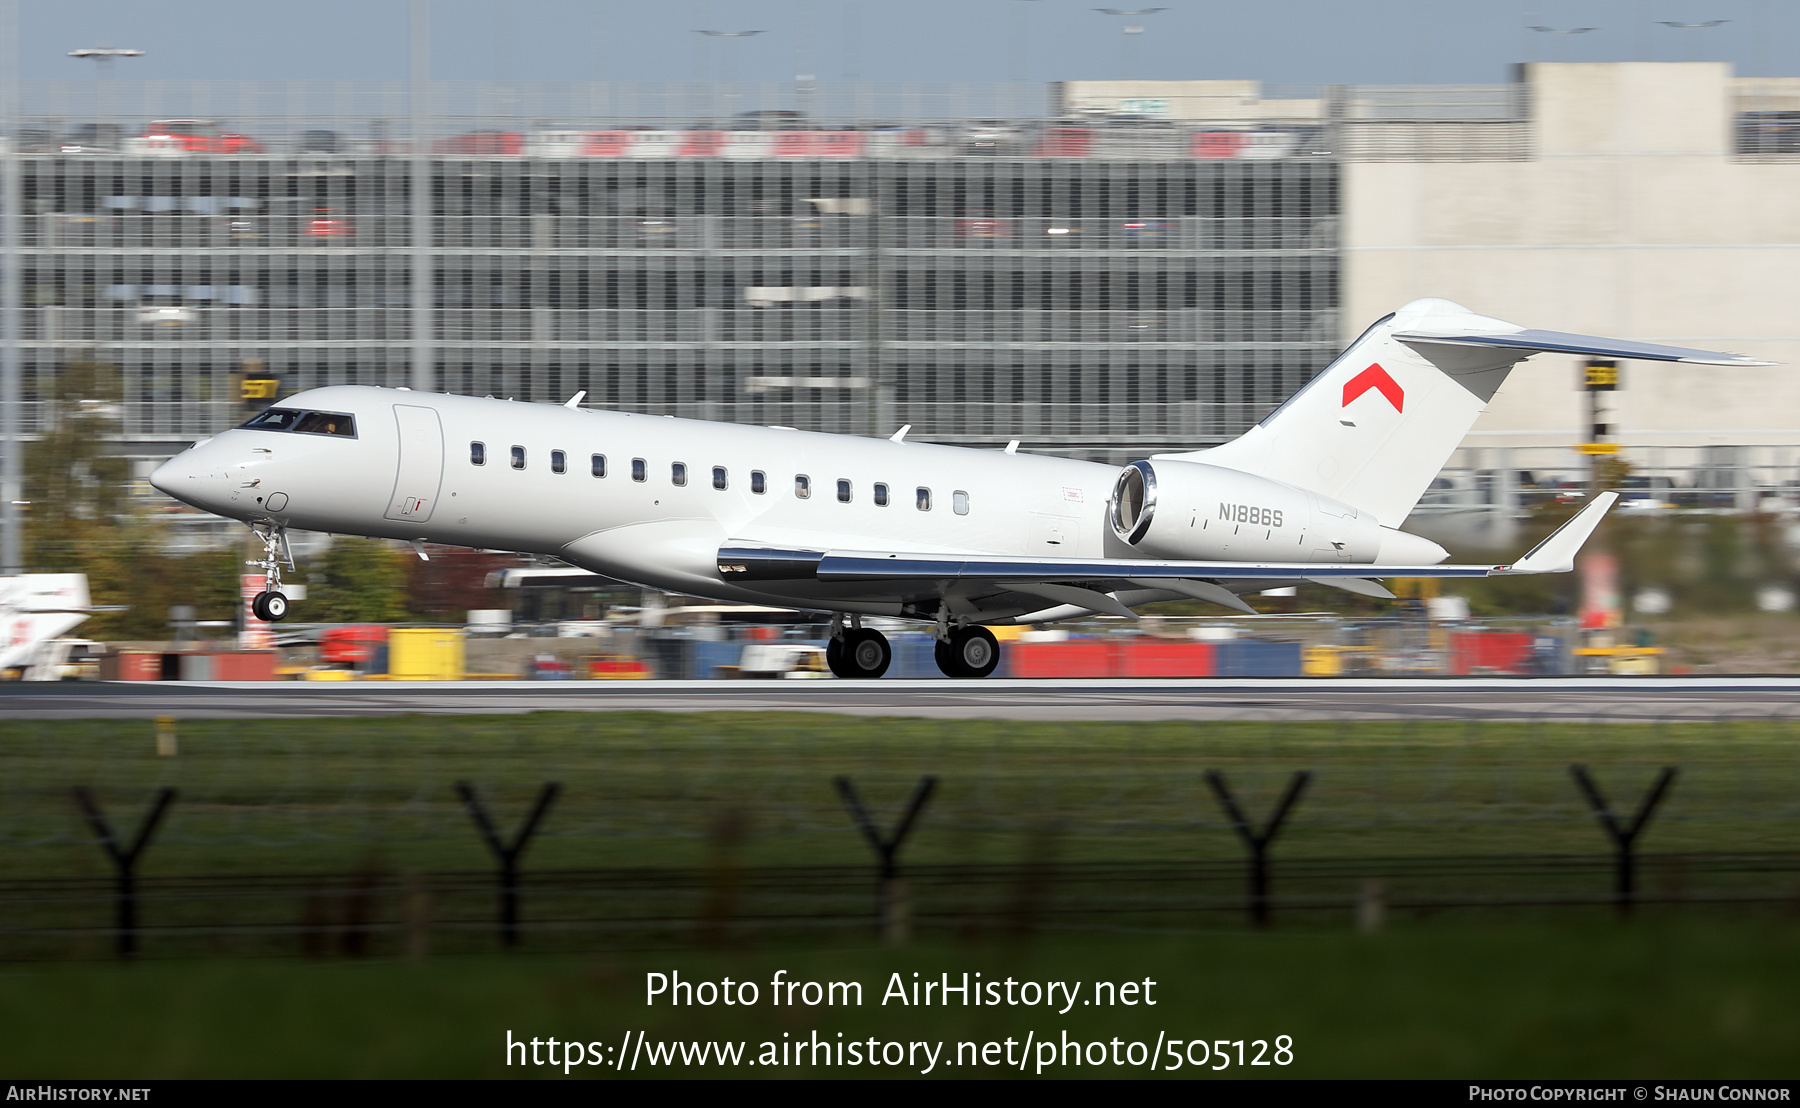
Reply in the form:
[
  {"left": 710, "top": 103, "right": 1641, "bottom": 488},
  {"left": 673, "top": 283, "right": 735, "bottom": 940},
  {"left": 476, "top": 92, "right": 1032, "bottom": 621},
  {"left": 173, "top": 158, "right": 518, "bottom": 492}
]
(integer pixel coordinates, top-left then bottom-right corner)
[{"left": 136, "top": 119, "right": 264, "bottom": 154}]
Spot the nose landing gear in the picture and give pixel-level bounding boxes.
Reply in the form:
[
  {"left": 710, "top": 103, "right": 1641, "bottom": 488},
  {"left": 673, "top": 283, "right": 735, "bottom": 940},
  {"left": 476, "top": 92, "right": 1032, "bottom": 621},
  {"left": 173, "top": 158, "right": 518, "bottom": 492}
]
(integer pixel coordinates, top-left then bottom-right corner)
[{"left": 246, "top": 523, "right": 294, "bottom": 623}]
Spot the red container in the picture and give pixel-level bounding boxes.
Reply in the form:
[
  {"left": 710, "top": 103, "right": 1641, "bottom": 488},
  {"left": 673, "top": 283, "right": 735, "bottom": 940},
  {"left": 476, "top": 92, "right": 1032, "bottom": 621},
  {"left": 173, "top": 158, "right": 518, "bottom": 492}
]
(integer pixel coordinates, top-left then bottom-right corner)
[
  {"left": 1009, "top": 640, "right": 1118, "bottom": 678},
  {"left": 1449, "top": 631, "right": 1535, "bottom": 675},
  {"left": 321, "top": 626, "right": 387, "bottom": 666},
  {"left": 105, "top": 652, "right": 162, "bottom": 681},
  {"left": 212, "top": 653, "right": 277, "bottom": 681},
  {"left": 1119, "top": 641, "right": 1217, "bottom": 677}
]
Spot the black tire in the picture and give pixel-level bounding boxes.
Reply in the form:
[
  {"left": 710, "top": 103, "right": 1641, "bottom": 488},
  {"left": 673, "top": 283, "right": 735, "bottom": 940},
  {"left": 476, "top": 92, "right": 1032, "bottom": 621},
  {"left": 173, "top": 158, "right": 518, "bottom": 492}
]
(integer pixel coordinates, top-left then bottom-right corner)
[
  {"left": 825, "top": 635, "right": 850, "bottom": 678},
  {"left": 263, "top": 591, "right": 289, "bottom": 621},
  {"left": 250, "top": 591, "right": 272, "bottom": 621},
  {"left": 948, "top": 626, "right": 1001, "bottom": 678},
  {"left": 843, "top": 629, "right": 891, "bottom": 678},
  {"left": 933, "top": 638, "right": 959, "bottom": 677}
]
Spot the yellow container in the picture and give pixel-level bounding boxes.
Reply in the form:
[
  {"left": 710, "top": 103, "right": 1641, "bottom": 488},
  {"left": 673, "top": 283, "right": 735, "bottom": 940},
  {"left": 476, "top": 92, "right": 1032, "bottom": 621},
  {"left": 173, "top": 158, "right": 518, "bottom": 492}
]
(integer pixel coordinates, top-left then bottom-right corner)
[
  {"left": 387, "top": 628, "right": 466, "bottom": 681},
  {"left": 1302, "top": 644, "right": 1347, "bottom": 677}
]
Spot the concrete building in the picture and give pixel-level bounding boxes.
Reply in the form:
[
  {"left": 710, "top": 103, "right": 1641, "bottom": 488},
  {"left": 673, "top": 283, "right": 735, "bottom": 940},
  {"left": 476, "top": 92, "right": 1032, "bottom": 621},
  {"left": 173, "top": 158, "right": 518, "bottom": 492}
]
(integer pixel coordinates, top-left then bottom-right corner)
[
  {"left": 1344, "top": 63, "right": 1800, "bottom": 503},
  {"left": 6, "top": 64, "right": 1800, "bottom": 564}
]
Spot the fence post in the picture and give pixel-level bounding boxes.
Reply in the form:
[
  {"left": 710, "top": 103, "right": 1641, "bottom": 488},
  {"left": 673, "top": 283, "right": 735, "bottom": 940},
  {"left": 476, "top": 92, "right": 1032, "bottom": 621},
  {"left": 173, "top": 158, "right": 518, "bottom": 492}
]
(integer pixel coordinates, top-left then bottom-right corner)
[
  {"left": 1569, "top": 765, "right": 1677, "bottom": 916},
  {"left": 834, "top": 775, "right": 937, "bottom": 943},
  {"left": 71, "top": 787, "right": 177, "bottom": 959},
  {"left": 455, "top": 781, "right": 561, "bottom": 949},
  {"left": 1205, "top": 770, "right": 1311, "bottom": 929}
]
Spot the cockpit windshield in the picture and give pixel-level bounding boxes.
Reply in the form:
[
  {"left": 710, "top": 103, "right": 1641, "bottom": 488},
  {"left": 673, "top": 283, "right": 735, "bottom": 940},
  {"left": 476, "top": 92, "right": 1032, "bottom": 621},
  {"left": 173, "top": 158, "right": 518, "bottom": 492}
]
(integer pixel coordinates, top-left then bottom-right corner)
[{"left": 239, "top": 408, "right": 357, "bottom": 437}]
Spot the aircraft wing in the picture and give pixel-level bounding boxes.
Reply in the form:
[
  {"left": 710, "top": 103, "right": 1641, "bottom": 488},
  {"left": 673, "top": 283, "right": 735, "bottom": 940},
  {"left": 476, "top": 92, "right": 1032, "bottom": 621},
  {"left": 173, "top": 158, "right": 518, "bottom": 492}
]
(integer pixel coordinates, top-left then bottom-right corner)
[{"left": 721, "top": 493, "right": 1618, "bottom": 589}]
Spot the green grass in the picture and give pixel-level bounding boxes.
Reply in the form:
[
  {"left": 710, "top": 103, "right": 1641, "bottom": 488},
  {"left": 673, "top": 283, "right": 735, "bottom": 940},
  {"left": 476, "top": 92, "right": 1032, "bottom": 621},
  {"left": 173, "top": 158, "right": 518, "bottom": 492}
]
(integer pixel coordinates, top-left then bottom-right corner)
[
  {"left": 3, "top": 919, "right": 1798, "bottom": 1078},
  {"left": 4, "top": 712, "right": 1800, "bottom": 881}
]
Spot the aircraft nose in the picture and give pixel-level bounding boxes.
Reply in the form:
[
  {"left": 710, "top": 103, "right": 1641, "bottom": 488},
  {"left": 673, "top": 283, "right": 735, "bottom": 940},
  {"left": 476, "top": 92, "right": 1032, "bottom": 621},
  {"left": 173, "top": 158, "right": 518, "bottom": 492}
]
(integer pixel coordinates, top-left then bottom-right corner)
[
  {"left": 148, "top": 437, "right": 219, "bottom": 505},
  {"left": 147, "top": 455, "right": 182, "bottom": 496}
]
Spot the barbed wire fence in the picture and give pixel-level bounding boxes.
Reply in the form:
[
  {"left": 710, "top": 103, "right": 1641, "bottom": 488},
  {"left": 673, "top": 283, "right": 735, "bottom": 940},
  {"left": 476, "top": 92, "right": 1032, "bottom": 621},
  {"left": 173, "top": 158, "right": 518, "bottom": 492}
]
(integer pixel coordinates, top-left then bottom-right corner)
[{"left": 2, "top": 710, "right": 1799, "bottom": 961}]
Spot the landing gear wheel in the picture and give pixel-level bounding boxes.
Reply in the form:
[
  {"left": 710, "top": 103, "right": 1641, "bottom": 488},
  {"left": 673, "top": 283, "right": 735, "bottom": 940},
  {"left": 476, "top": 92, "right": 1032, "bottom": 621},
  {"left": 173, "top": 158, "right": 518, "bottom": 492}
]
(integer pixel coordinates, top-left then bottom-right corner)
[
  {"left": 825, "top": 636, "right": 849, "bottom": 678},
  {"left": 842, "top": 629, "right": 891, "bottom": 679},
  {"left": 936, "top": 626, "right": 1001, "bottom": 678},
  {"left": 252, "top": 590, "right": 289, "bottom": 622}
]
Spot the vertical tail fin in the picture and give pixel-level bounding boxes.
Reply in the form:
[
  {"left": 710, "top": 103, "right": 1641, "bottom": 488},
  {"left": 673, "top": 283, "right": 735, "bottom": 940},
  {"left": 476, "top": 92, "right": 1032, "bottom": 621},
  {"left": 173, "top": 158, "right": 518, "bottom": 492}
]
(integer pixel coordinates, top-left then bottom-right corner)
[{"left": 1162, "top": 298, "right": 1767, "bottom": 526}]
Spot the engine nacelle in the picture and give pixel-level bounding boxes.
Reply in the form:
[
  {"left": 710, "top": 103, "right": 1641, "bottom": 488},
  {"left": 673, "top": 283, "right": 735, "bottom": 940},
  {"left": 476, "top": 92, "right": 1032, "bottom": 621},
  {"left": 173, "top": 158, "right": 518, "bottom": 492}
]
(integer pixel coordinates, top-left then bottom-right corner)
[{"left": 1109, "top": 459, "right": 1385, "bottom": 563}]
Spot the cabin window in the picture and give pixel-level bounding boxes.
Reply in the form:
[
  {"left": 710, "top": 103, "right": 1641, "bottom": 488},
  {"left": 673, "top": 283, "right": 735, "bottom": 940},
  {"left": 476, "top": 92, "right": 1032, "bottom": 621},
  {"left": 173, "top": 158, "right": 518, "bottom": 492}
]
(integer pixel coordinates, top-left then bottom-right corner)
[
  {"left": 240, "top": 408, "right": 301, "bottom": 431},
  {"left": 916, "top": 487, "right": 931, "bottom": 511},
  {"left": 671, "top": 462, "right": 688, "bottom": 487},
  {"left": 470, "top": 442, "right": 486, "bottom": 466},
  {"left": 795, "top": 474, "right": 811, "bottom": 499},
  {"left": 631, "top": 457, "right": 646, "bottom": 482},
  {"left": 293, "top": 411, "right": 356, "bottom": 437},
  {"left": 873, "top": 482, "right": 889, "bottom": 507},
  {"left": 836, "top": 479, "right": 852, "bottom": 503},
  {"left": 591, "top": 454, "right": 606, "bottom": 478},
  {"left": 751, "top": 470, "right": 766, "bottom": 495},
  {"left": 510, "top": 446, "right": 526, "bottom": 470},
  {"left": 953, "top": 490, "right": 970, "bottom": 515},
  {"left": 712, "top": 466, "right": 728, "bottom": 491},
  {"left": 550, "top": 450, "right": 566, "bottom": 475}
]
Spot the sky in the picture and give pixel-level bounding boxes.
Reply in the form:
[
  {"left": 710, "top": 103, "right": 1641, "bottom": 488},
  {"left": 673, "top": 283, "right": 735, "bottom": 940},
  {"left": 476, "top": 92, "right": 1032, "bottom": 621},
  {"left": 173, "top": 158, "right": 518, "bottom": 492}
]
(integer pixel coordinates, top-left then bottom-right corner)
[{"left": 20, "top": 1, "right": 1794, "bottom": 87}]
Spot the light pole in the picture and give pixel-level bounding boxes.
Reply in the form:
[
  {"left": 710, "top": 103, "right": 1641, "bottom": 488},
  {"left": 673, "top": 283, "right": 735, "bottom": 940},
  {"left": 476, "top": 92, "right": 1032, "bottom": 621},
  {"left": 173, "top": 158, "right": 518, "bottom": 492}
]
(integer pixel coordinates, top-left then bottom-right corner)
[
  {"left": 1094, "top": 8, "right": 1167, "bottom": 82},
  {"left": 66, "top": 47, "right": 142, "bottom": 151},
  {"left": 1528, "top": 25, "right": 1597, "bottom": 63},
  {"left": 1658, "top": 20, "right": 1728, "bottom": 62},
  {"left": 696, "top": 30, "right": 767, "bottom": 123},
  {"left": 1, "top": 0, "right": 17, "bottom": 574}
]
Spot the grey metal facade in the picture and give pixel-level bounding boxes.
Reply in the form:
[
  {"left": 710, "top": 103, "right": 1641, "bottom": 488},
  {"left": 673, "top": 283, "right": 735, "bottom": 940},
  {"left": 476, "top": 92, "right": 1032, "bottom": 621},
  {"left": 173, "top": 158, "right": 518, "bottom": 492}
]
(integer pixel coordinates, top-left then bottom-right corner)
[{"left": 18, "top": 153, "right": 1340, "bottom": 463}]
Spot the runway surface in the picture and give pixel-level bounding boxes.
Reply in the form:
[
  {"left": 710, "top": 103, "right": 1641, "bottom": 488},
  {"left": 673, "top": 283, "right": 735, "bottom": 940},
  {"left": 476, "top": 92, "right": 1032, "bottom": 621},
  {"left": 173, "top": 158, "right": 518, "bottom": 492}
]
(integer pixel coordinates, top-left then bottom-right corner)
[{"left": 4, "top": 676, "right": 1800, "bottom": 722}]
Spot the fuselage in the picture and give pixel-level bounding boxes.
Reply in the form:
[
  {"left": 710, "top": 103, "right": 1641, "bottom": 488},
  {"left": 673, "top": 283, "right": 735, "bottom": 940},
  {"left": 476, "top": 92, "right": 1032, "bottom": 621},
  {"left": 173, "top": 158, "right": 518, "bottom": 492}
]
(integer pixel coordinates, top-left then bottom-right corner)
[
  {"left": 153, "top": 386, "right": 1126, "bottom": 613},
  {"left": 149, "top": 385, "right": 1425, "bottom": 621}
]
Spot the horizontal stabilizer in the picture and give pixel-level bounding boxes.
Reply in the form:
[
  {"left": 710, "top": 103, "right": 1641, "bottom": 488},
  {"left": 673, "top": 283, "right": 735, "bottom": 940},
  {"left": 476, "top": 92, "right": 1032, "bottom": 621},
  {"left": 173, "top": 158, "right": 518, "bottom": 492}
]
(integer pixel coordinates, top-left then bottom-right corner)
[{"left": 1395, "top": 329, "right": 1772, "bottom": 367}]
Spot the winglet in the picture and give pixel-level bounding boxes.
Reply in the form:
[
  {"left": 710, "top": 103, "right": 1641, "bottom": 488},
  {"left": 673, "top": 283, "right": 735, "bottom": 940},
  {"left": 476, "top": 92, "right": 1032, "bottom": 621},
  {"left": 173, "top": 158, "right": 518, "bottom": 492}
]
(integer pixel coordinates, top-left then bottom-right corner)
[
  {"left": 1497, "top": 491, "right": 1618, "bottom": 575},
  {"left": 889, "top": 424, "right": 911, "bottom": 443},
  {"left": 564, "top": 391, "right": 587, "bottom": 409}
]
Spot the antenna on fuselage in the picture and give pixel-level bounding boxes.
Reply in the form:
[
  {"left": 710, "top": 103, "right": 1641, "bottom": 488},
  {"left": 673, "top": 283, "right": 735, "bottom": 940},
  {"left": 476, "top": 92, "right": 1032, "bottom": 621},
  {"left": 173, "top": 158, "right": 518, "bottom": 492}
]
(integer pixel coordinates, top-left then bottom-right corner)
[
  {"left": 889, "top": 425, "right": 911, "bottom": 443},
  {"left": 564, "top": 391, "right": 586, "bottom": 409}
]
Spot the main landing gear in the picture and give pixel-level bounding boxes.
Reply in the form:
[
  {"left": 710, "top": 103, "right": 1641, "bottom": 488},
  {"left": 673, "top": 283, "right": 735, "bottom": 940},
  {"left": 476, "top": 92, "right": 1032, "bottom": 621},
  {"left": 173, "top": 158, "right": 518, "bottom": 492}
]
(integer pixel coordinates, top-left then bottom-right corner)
[
  {"left": 826, "top": 615, "right": 892, "bottom": 679},
  {"left": 247, "top": 523, "right": 294, "bottom": 623},
  {"left": 824, "top": 615, "right": 1002, "bottom": 679},
  {"left": 934, "top": 625, "right": 1000, "bottom": 679}
]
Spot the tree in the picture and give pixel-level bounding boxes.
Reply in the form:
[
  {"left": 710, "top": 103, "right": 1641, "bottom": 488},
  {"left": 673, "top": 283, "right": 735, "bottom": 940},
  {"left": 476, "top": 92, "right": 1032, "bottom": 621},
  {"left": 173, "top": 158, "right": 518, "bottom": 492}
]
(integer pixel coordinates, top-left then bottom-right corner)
[
  {"left": 305, "top": 538, "right": 410, "bottom": 623},
  {"left": 23, "top": 355, "right": 130, "bottom": 570}
]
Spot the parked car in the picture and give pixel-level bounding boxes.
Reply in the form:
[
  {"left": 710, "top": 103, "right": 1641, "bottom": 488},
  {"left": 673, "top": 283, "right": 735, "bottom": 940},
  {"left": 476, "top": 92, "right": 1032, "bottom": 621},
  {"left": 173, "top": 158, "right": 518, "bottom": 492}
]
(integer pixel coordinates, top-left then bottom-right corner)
[
  {"left": 954, "top": 209, "right": 1014, "bottom": 240},
  {"left": 434, "top": 131, "right": 523, "bottom": 156},
  {"left": 132, "top": 120, "right": 264, "bottom": 154},
  {"left": 60, "top": 123, "right": 124, "bottom": 153},
  {"left": 297, "top": 129, "right": 344, "bottom": 154},
  {"left": 960, "top": 119, "right": 1024, "bottom": 155}
]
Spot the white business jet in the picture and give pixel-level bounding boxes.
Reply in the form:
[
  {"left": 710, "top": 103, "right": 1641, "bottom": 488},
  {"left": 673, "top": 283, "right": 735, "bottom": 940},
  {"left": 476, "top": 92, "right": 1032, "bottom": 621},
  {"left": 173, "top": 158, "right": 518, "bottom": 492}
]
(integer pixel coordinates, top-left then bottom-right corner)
[{"left": 148, "top": 298, "right": 1766, "bottom": 678}]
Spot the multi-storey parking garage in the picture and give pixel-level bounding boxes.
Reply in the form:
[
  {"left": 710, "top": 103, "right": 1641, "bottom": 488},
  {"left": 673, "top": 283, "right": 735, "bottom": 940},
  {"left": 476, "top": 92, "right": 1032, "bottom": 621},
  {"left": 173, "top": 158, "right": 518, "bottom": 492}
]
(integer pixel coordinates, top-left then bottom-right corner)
[{"left": 21, "top": 154, "right": 1340, "bottom": 463}]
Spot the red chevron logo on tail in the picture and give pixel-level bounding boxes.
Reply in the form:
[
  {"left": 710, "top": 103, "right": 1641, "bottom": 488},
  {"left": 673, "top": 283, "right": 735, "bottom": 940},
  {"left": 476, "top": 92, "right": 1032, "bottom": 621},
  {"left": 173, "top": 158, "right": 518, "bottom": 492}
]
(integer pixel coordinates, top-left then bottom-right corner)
[{"left": 1342, "top": 363, "right": 1404, "bottom": 413}]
